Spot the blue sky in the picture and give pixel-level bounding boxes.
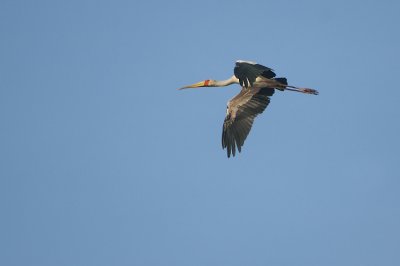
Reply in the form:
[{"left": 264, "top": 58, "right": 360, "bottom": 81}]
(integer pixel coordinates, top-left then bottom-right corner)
[{"left": 1, "top": 0, "right": 400, "bottom": 265}]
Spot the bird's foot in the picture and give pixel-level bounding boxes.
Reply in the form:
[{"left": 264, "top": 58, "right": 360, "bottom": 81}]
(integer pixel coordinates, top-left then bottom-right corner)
[{"left": 301, "top": 88, "right": 319, "bottom": 95}]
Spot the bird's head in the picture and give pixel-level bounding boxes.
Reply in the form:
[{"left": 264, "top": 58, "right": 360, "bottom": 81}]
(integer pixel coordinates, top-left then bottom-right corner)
[{"left": 178, "top": 79, "right": 215, "bottom": 90}]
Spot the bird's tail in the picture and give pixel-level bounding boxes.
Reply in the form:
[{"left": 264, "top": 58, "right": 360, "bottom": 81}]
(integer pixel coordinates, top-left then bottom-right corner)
[
  {"left": 273, "top": 77, "right": 287, "bottom": 91},
  {"left": 273, "top": 77, "right": 287, "bottom": 85}
]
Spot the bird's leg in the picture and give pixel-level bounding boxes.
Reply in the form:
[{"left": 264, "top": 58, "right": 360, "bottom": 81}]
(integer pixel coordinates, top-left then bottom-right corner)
[{"left": 285, "top": 85, "right": 319, "bottom": 95}]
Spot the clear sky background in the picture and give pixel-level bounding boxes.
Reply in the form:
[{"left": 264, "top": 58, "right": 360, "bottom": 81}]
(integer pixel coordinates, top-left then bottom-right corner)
[{"left": 1, "top": 0, "right": 400, "bottom": 265}]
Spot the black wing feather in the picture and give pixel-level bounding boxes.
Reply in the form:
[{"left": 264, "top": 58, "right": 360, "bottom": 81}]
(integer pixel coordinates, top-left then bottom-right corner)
[
  {"left": 222, "top": 87, "right": 274, "bottom": 158},
  {"left": 234, "top": 61, "right": 276, "bottom": 88}
]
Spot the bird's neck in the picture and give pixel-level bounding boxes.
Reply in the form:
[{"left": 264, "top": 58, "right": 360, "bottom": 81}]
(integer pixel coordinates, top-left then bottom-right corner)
[{"left": 214, "top": 75, "right": 239, "bottom": 87}]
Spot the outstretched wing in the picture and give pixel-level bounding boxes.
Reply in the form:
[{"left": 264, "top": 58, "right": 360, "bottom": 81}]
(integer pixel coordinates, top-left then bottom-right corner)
[
  {"left": 222, "top": 87, "right": 275, "bottom": 158},
  {"left": 234, "top": 60, "right": 276, "bottom": 88}
]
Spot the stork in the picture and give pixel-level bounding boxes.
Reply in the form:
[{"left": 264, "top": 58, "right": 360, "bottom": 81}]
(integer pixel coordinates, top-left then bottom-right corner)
[{"left": 179, "top": 60, "right": 318, "bottom": 158}]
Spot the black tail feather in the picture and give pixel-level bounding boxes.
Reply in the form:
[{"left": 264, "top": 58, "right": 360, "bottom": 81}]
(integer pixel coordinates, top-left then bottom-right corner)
[{"left": 274, "top": 77, "right": 287, "bottom": 85}]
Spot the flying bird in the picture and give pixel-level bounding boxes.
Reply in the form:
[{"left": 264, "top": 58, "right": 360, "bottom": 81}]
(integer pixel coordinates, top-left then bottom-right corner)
[{"left": 178, "top": 60, "right": 318, "bottom": 158}]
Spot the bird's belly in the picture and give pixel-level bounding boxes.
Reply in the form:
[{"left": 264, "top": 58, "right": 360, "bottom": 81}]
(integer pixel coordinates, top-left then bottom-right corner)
[{"left": 253, "top": 77, "right": 279, "bottom": 88}]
